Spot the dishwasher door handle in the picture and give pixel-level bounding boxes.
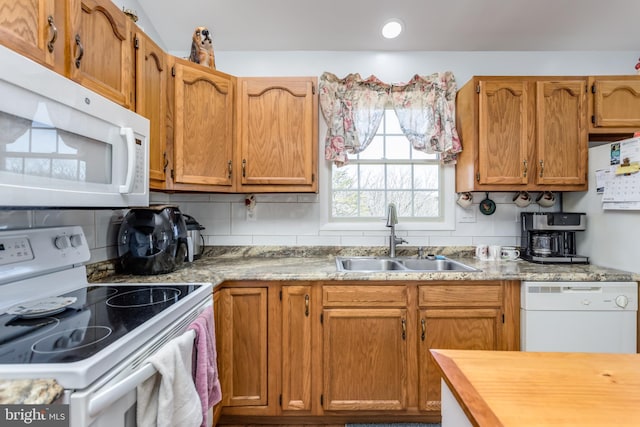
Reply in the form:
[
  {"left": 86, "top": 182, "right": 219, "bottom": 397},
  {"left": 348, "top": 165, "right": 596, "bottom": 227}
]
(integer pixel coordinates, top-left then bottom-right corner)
[{"left": 561, "top": 286, "right": 602, "bottom": 292}]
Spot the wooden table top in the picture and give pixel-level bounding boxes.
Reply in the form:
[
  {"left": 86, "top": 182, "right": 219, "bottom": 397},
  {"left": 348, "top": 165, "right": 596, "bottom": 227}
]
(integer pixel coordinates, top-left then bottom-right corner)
[{"left": 431, "top": 349, "right": 640, "bottom": 427}]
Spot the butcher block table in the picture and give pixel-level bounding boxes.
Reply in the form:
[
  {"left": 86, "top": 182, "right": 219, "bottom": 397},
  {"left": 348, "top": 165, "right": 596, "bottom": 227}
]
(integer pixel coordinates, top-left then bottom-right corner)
[{"left": 431, "top": 349, "right": 640, "bottom": 427}]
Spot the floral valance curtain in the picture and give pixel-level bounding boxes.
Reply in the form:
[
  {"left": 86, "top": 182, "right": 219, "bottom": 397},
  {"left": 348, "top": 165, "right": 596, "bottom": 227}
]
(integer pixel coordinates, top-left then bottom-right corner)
[{"left": 319, "top": 71, "right": 461, "bottom": 166}]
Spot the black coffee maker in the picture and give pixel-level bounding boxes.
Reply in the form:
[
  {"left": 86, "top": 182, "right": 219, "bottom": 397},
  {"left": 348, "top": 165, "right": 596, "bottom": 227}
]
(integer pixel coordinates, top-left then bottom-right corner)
[{"left": 520, "top": 212, "right": 588, "bottom": 264}]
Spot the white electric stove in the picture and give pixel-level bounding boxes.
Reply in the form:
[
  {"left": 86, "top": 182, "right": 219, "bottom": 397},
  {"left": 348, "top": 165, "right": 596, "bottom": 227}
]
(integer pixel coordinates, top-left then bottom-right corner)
[{"left": 0, "top": 225, "right": 212, "bottom": 427}]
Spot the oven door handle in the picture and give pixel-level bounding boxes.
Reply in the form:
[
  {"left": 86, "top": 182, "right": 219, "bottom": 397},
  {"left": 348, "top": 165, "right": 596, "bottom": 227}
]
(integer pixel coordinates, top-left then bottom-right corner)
[{"left": 87, "top": 329, "right": 196, "bottom": 417}]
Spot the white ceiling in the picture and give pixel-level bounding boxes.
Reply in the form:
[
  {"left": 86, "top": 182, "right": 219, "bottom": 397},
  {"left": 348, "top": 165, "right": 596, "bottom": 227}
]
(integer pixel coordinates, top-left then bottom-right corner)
[{"left": 136, "top": 0, "right": 640, "bottom": 53}]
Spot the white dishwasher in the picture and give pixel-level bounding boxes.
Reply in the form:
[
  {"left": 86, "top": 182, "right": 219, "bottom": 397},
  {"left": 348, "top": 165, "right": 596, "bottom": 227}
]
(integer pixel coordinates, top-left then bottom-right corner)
[{"left": 521, "top": 281, "right": 638, "bottom": 353}]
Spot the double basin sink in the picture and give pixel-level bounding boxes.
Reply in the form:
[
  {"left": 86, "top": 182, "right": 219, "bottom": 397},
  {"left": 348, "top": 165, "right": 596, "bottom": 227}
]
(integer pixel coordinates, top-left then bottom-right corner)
[{"left": 336, "top": 256, "right": 480, "bottom": 273}]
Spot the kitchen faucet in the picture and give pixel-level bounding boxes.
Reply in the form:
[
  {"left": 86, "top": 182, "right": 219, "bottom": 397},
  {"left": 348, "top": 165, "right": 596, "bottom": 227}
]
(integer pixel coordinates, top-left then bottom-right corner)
[{"left": 386, "top": 203, "right": 407, "bottom": 257}]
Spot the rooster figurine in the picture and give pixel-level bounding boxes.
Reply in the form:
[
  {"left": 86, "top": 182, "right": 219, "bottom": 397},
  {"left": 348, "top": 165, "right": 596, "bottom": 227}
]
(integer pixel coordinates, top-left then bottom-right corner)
[{"left": 189, "top": 26, "right": 216, "bottom": 70}]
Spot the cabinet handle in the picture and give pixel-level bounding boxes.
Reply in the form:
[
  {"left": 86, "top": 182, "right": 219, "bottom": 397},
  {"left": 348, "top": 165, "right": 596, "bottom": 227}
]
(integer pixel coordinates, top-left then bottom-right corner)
[
  {"left": 163, "top": 152, "right": 168, "bottom": 173},
  {"left": 47, "top": 16, "right": 58, "bottom": 53},
  {"left": 242, "top": 159, "right": 246, "bottom": 178},
  {"left": 304, "top": 294, "right": 309, "bottom": 317},
  {"left": 401, "top": 318, "right": 406, "bottom": 340},
  {"left": 74, "top": 34, "right": 84, "bottom": 68},
  {"left": 421, "top": 318, "right": 426, "bottom": 341},
  {"left": 539, "top": 160, "right": 544, "bottom": 177},
  {"left": 523, "top": 159, "right": 528, "bottom": 178},
  {"left": 227, "top": 160, "right": 232, "bottom": 179}
]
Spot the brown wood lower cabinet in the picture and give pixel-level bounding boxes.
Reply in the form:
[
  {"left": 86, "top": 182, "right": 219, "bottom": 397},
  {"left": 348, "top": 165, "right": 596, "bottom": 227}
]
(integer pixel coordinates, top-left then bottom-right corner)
[
  {"left": 215, "top": 285, "right": 268, "bottom": 410},
  {"left": 214, "top": 280, "right": 519, "bottom": 425}
]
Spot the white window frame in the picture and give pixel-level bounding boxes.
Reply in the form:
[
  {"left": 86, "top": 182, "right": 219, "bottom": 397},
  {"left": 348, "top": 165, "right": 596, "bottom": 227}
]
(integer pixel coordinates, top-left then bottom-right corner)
[{"left": 318, "top": 114, "right": 456, "bottom": 232}]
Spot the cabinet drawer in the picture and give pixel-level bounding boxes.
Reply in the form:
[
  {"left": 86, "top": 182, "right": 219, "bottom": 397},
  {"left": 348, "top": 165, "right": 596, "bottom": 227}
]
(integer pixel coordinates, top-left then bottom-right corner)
[
  {"left": 323, "top": 285, "right": 407, "bottom": 307},
  {"left": 419, "top": 284, "right": 502, "bottom": 307}
]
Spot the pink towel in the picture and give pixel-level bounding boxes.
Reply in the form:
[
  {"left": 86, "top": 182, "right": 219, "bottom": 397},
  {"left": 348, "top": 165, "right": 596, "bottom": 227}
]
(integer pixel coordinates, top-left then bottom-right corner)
[{"left": 187, "top": 305, "right": 221, "bottom": 427}]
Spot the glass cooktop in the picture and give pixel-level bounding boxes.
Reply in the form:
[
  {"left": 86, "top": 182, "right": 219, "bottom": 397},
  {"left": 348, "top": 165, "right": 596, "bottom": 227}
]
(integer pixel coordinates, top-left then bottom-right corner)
[{"left": 0, "top": 284, "right": 201, "bottom": 364}]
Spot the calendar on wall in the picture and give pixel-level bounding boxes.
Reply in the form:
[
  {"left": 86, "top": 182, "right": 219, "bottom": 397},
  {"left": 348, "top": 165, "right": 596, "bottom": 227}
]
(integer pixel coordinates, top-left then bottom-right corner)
[{"left": 599, "top": 137, "right": 640, "bottom": 210}]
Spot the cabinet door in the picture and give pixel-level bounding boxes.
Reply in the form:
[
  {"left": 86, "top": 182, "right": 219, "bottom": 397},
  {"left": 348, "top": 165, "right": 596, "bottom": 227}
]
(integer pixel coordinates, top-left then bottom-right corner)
[
  {"left": 237, "top": 77, "right": 318, "bottom": 192},
  {"left": 591, "top": 77, "right": 640, "bottom": 129},
  {"left": 0, "top": 0, "right": 62, "bottom": 71},
  {"left": 418, "top": 308, "right": 501, "bottom": 412},
  {"left": 67, "top": 0, "right": 133, "bottom": 108},
  {"left": 217, "top": 287, "right": 268, "bottom": 407},
  {"left": 323, "top": 308, "right": 408, "bottom": 411},
  {"left": 135, "top": 31, "right": 167, "bottom": 189},
  {"left": 281, "top": 285, "right": 312, "bottom": 412},
  {"left": 173, "top": 61, "right": 234, "bottom": 188},
  {"left": 535, "top": 80, "right": 587, "bottom": 186},
  {"left": 478, "top": 80, "right": 530, "bottom": 185}
]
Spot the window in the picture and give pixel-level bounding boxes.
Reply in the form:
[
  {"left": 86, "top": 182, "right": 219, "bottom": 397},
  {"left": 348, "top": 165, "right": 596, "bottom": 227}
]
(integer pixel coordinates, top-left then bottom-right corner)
[{"left": 331, "top": 109, "right": 442, "bottom": 221}]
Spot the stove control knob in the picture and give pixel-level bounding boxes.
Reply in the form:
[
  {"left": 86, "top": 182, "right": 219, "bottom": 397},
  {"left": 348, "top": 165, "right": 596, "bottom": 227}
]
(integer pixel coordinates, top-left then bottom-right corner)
[
  {"left": 615, "top": 295, "right": 629, "bottom": 309},
  {"left": 69, "top": 234, "right": 83, "bottom": 248},
  {"left": 54, "top": 236, "right": 70, "bottom": 249}
]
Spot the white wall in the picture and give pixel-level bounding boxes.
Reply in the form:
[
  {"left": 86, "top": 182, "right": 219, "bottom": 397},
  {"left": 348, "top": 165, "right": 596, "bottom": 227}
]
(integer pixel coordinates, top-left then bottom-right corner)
[{"left": 2, "top": 49, "right": 636, "bottom": 263}]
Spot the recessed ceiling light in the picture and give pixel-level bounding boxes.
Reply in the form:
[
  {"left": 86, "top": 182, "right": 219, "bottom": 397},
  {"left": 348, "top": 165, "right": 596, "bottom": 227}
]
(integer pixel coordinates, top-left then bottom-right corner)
[{"left": 382, "top": 19, "right": 403, "bottom": 39}]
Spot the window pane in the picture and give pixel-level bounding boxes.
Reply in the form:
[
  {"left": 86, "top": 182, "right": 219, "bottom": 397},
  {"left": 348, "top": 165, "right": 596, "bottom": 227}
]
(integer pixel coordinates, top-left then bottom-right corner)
[
  {"left": 387, "top": 164, "right": 412, "bottom": 189},
  {"left": 360, "top": 164, "right": 385, "bottom": 190},
  {"left": 413, "top": 164, "right": 439, "bottom": 189},
  {"left": 359, "top": 191, "right": 385, "bottom": 217},
  {"left": 358, "top": 135, "right": 384, "bottom": 160},
  {"left": 388, "top": 191, "right": 413, "bottom": 216},
  {"left": 333, "top": 191, "right": 359, "bottom": 217},
  {"left": 414, "top": 191, "right": 440, "bottom": 217},
  {"left": 386, "top": 135, "right": 410, "bottom": 159},
  {"left": 332, "top": 164, "right": 358, "bottom": 190},
  {"left": 385, "top": 110, "right": 403, "bottom": 134}
]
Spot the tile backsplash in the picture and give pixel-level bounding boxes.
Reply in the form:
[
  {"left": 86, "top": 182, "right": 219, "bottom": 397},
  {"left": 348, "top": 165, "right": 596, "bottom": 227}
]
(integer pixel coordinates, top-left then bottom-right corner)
[{"left": 0, "top": 191, "right": 559, "bottom": 264}]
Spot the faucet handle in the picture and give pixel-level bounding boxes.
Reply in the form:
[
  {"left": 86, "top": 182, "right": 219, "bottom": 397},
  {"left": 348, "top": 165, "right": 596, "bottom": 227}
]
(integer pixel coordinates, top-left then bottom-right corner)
[{"left": 417, "top": 246, "right": 424, "bottom": 259}]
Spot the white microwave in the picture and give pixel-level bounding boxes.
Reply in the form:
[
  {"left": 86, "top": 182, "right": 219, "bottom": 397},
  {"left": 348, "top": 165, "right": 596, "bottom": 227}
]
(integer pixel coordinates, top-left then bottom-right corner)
[{"left": 0, "top": 44, "right": 149, "bottom": 208}]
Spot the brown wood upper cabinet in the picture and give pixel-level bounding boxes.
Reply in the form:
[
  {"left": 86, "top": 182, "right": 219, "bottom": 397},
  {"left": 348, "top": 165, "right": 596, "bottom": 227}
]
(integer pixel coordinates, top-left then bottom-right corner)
[
  {"left": 588, "top": 76, "right": 640, "bottom": 134},
  {"left": 237, "top": 77, "right": 318, "bottom": 193},
  {"left": 134, "top": 30, "right": 168, "bottom": 190},
  {"left": 169, "top": 58, "right": 235, "bottom": 191},
  {"left": 67, "top": 0, "right": 133, "bottom": 108},
  {"left": 456, "top": 76, "right": 588, "bottom": 192},
  {"left": 0, "top": 0, "right": 65, "bottom": 73},
  {"left": 0, "top": 0, "right": 133, "bottom": 108}
]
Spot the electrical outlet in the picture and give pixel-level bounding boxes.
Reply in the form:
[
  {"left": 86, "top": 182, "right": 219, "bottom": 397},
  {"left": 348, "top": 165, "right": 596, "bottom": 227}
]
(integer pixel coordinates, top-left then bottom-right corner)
[{"left": 457, "top": 206, "right": 476, "bottom": 223}]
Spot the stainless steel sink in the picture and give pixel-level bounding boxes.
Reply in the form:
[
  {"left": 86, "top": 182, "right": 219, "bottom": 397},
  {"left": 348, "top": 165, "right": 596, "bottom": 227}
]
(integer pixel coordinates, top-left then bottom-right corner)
[
  {"left": 335, "top": 256, "right": 480, "bottom": 272},
  {"left": 337, "top": 258, "right": 407, "bottom": 271}
]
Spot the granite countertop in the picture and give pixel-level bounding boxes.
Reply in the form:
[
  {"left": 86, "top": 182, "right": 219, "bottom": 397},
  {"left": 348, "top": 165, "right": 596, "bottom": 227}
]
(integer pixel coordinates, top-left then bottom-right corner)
[
  {"left": 5, "top": 246, "right": 638, "bottom": 405},
  {"left": 90, "top": 246, "right": 640, "bottom": 285}
]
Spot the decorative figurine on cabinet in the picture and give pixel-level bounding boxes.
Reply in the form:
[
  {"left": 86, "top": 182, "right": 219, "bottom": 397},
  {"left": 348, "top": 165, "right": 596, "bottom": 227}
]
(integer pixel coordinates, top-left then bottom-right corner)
[
  {"left": 635, "top": 57, "right": 640, "bottom": 75},
  {"left": 189, "top": 26, "right": 216, "bottom": 70}
]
